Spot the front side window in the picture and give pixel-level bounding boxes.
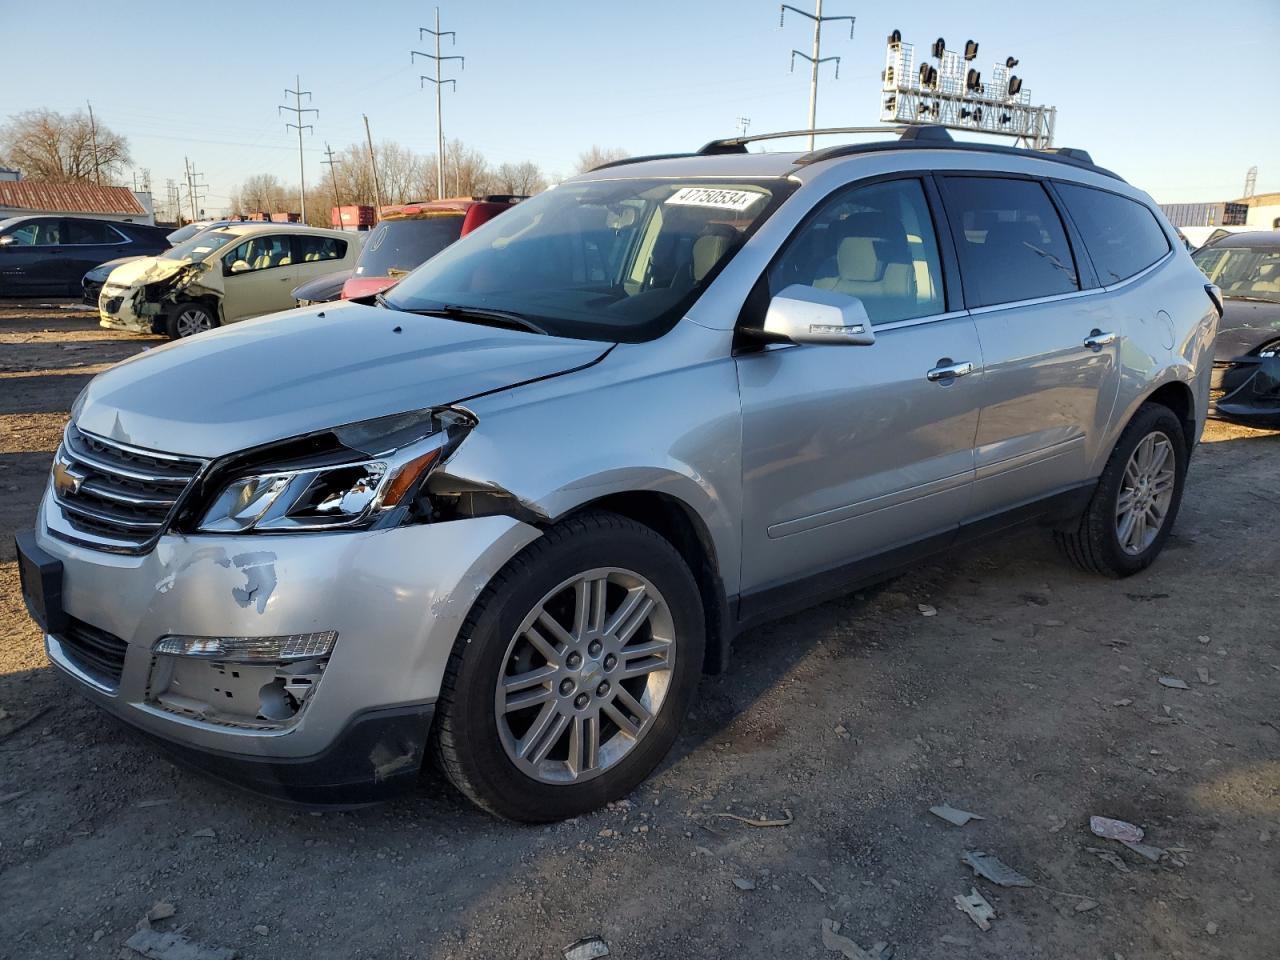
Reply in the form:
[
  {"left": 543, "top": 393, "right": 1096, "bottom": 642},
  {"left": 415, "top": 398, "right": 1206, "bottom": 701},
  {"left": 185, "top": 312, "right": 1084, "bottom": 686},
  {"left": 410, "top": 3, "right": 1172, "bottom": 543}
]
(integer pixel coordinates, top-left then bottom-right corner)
[
  {"left": 294, "top": 235, "right": 347, "bottom": 264},
  {"left": 4, "top": 218, "right": 61, "bottom": 246},
  {"left": 942, "top": 176, "right": 1079, "bottom": 307},
  {"left": 1055, "top": 184, "right": 1170, "bottom": 284},
  {"left": 386, "top": 178, "right": 793, "bottom": 342},
  {"left": 64, "top": 219, "right": 125, "bottom": 245},
  {"left": 767, "top": 178, "right": 946, "bottom": 325},
  {"left": 1193, "top": 245, "right": 1280, "bottom": 303},
  {"left": 355, "top": 216, "right": 463, "bottom": 277},
  {"left": 222, "top": 235, "right": 292, "bottom": 275}
]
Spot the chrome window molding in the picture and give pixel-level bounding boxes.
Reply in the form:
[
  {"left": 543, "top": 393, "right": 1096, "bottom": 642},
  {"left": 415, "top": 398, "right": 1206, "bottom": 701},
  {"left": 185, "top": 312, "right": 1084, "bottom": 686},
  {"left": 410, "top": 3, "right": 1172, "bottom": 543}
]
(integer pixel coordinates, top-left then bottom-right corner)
[{"left": 1100, "top": 249, "right": 1174, "bottom": 293}]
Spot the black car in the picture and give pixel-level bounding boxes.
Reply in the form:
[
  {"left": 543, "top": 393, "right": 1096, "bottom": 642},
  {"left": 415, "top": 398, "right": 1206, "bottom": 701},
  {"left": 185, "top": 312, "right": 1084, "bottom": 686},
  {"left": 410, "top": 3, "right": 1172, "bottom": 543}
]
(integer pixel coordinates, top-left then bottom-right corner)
[
  {"left": 1192, "top": 231, "right": 1280, "bottom": 428},
  {"left": 0, "top": 215, "right": 171, "bottom": 298},
  {"left": 290, "top": 267, "right": 354, "bottom": 306}
]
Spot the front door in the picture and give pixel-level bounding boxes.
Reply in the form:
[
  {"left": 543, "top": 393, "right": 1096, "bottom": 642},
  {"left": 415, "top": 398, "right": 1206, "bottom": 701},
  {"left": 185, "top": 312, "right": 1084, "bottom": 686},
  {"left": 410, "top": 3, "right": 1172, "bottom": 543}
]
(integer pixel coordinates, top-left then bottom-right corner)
[
  {"left": 61, "top": 219, "right": 132, "bottom": 291},
  {"left": 736, "top": 177, "right": 983, "bottom": 613},
  {"left": 0, "top": 218, "right": 65, "bottom": 294},
  {"left": 218, "top": 234, "right": 298, "bottom": 322},
  {"left": 937, "top": 175, "right": 1121, "bottom": 518}
]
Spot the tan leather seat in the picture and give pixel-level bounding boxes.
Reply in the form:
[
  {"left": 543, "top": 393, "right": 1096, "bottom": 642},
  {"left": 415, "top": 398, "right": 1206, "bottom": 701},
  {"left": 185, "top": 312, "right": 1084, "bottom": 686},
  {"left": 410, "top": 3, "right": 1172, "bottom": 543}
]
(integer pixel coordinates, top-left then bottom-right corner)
[
  {"left": 1251, "top": 262, "right": 1280, "bottom": 293},
  {"left": 815, "top": 236, "right": 913, "bottom": 301},
  {"left": 691, "top": 233, "right": 731, "bottom": 282}
]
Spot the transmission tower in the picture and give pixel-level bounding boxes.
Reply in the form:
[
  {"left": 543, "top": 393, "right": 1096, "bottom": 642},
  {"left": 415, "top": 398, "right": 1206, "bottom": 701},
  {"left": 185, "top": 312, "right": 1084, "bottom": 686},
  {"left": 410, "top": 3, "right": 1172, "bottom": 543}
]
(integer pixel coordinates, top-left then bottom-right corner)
[
  {"left": 1244, "top": 166, "right": 1258, "bottom": 200},
  {"left": 780, "top": 1, "right": 855, "bottom": 149},
  {"left": 413, "top": 7, "right": 464, "bottom": 199},
  {"left": 279, "top": 76, "right": 318, "bottom": 220}
]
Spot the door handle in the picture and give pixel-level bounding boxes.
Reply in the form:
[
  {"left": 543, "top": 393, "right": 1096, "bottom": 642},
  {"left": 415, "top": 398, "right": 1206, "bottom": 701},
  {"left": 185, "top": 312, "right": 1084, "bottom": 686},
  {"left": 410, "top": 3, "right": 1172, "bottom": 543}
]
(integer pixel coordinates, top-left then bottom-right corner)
[
  {"left": 926, "top": 359, "right": 974, "bottom": 382},
  {"left": 1083, "top": 329, "right": 1117, "bottom": 350}
]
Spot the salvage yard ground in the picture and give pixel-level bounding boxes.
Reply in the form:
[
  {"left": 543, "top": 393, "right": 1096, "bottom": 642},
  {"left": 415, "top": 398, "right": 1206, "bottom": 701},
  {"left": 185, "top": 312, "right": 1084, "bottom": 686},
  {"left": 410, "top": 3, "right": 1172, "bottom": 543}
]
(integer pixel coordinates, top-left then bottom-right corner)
[{"left": 0, "top": 302, "right": 1276, "bottom": 960}]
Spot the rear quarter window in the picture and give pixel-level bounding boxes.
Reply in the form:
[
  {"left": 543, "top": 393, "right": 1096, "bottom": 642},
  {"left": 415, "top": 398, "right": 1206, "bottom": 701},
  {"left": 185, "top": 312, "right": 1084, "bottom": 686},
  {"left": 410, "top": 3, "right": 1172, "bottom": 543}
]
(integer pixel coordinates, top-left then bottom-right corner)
[{"left": 1055, "top": 183, "right": 1170, "bottom": 284}]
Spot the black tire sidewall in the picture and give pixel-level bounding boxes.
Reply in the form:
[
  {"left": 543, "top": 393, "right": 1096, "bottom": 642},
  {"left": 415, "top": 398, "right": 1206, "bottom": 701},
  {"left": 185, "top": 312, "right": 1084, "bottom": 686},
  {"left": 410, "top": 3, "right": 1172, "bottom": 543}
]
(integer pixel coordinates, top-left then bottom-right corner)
[
  {"left": 165, "top": 302, "right": 215, "bottom": 339},
  {"left": 440, "top": 516, "right": 705, "bottom": 821},
  {"left": 1089, "top": 405, "right": 1189, "bottom": 575}
]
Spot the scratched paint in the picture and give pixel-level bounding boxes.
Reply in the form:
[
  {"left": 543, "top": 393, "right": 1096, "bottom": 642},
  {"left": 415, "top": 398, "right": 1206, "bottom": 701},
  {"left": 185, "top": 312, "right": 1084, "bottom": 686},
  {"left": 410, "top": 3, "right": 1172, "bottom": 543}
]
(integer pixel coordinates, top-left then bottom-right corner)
[{"left": 230, "top": 551, "right": 278, "bottom": 614}]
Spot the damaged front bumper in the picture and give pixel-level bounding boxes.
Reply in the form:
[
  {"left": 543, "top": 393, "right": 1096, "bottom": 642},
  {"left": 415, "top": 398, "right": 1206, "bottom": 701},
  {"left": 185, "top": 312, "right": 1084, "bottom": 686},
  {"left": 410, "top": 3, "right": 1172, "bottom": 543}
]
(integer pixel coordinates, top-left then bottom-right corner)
[
  {"left": 30, "top": 491, "right": 539, "bottom": 803},
  {"left": 98, "top": 281, "right": 156, "bottom": 333},
  {"left": 1210, "top": 350, "right": 1280, "bottom": 429}
]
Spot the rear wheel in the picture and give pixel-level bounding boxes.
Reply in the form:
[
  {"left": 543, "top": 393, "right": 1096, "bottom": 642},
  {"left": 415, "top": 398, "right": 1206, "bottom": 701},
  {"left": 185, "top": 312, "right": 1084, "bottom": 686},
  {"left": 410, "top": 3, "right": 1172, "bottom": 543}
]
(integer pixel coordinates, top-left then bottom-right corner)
[
  {"left": 1055, "top": 402, "right": 1188, "bottom": 577},
  {"left": 166, "top": 302, "right": 217, "bottom": 339},
  {"left": 432, "top": 511, "right": 705, "bottom": 822}
]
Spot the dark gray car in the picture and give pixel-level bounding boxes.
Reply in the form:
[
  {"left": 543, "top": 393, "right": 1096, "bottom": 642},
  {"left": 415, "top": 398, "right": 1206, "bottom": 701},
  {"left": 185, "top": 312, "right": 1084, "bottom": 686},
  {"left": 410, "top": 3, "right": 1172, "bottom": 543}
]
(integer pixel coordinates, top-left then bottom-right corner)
[{"left": 0, "top": 215, "right": 171, "bottom": 297}]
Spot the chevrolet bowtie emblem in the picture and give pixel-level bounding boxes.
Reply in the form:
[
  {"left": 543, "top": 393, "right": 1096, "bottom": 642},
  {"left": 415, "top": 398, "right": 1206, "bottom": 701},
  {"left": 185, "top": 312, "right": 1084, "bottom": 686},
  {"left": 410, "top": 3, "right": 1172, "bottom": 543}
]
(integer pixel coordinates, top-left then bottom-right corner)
[{"left": 52, "top": 458, "right": 85, "bottom": 497}]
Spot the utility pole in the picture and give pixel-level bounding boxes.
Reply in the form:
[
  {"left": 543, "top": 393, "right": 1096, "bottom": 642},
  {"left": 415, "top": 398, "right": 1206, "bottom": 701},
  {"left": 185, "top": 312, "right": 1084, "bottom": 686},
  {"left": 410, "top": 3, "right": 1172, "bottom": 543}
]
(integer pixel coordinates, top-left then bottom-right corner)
[
  {"left": 86, "top": 100, "right": 102, "bottom": 185},
  {"left": 412, "top": 7, "right": 464, "bottom": 199},
  {"left": 279, "top": 76, "right": 317, "bottom": 221},
  {"left": 183, "top": 157, "right": 207, "bottom": 222},
  {"left": 780, "top": 2, "right": 855, "bottom": 149},
  {"left": 736, "top": 116, "right": 751, "bottom": 137},
  {"left": 363, "top": 114, "right": 384, "bottom": 223},
  {"left": 322, "top": 143, "right": 344, "bottom": 230}
]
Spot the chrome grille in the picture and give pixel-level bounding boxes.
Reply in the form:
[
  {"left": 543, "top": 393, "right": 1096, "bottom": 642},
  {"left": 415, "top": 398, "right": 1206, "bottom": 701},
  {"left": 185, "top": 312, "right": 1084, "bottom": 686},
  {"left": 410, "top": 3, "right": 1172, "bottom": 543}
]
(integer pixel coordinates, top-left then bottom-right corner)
[{"left": 51, "top": 424, "right": 206, "bottom": 552}]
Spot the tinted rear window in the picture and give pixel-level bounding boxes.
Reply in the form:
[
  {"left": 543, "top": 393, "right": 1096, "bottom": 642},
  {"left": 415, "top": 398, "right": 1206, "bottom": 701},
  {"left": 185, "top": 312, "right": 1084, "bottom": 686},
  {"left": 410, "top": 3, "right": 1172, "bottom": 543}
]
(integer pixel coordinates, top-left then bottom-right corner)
[
  {"left": 1056, "top": 184, "right": 1170, "bottom": 284},
  {"left": 942, "top": 177, "right": 1079, "bottom": 307},
  {"left": 356, "top": 217, "right": 464, "bottom": 278}
]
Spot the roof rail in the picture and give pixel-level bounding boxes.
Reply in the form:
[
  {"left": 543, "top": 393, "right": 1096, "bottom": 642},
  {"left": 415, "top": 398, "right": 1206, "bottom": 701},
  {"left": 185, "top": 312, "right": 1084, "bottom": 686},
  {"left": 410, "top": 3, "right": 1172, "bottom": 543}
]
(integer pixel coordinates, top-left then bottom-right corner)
[
  {"left": 696, "top": 125, "right": 953, "bottom": 155},
  {"left": 589, "top": 152, "right": 699, "bottom": 172},
  {"left": 796, "top": 138, "right": 1124, "bottom": 182}
]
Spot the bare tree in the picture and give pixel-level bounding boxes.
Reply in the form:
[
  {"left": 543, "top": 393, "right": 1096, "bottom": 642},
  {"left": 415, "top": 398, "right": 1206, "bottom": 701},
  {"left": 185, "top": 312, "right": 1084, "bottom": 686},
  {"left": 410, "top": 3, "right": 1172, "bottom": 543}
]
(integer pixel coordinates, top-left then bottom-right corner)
[
  {"left": 231, "top": 173, "right": 290, "bottom": 215},
  {"left": 0, "top": 108, "right": 131, "bottom": 183},
  {"left": 493, "top": 160, "right": 546, "bottom": 196},
  {"left": 575, "top": 145, "right": 628, "bottom": 174}
]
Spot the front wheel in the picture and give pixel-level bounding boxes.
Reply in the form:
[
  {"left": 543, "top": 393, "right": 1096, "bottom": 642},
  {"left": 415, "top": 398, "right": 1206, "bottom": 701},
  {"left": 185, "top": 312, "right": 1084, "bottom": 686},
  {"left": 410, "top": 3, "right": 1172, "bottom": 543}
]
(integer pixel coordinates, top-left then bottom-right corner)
[
  {"left": 1055, "top": 402, "right": 1189, "bottom": 577},
  {"left": 165, "top": 302, "right": 218, "bottom": 339},
  {"left": 432, "top": 511, "right": 705, "bottom": 821}
]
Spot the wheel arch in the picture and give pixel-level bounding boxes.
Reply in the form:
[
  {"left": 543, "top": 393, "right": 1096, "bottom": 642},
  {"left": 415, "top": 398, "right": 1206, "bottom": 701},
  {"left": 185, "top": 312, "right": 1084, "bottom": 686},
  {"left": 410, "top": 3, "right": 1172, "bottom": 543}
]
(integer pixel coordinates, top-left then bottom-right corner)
[
  {"left": 562, "top": 490, "right": 733, "bottom": 675},
  {"left": 1140, "top": 379, "right": 1197, "bottom": 451}
]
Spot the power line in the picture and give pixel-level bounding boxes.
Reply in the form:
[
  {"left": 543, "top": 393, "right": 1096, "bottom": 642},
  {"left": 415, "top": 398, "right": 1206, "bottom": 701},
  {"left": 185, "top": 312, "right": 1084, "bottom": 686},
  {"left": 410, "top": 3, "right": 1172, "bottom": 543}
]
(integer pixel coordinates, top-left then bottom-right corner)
[
  {"left": 279, "top": 75, "right": 318, "bottom": 220},
  {"left": 322, "top": 143, "right": 343, "bottom": 230},
  {"left": 780, "top": 1, "right": 855, "bottom": 149},
  {"left": 412, "top": 6, "right": 464, "bottom": 199}
]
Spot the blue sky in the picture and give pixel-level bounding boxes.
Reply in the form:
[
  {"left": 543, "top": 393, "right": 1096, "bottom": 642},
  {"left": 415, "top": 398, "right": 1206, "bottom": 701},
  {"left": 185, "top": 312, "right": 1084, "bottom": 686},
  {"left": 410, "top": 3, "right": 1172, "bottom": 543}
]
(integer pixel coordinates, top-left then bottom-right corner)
[{"left": 2, "top": 0, "right": 1276, "bottom": 213}]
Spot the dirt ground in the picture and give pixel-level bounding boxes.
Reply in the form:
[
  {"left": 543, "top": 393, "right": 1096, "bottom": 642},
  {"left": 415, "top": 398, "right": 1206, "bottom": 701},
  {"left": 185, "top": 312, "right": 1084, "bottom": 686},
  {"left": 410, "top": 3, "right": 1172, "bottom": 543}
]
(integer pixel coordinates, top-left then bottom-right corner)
[{"left": 0, "top": 302, "right": 1276, "bottom": 960}]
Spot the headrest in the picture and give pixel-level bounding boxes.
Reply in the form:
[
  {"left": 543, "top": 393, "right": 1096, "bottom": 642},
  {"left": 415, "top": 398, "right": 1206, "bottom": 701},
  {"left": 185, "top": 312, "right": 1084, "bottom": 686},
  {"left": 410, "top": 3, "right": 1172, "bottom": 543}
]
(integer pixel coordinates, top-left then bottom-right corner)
[
  {"left": 692, "top": 234, "right": 730, "bottom": 282},
  {"left": 837, "top": 237, "right": 880, "bottom": 282}
]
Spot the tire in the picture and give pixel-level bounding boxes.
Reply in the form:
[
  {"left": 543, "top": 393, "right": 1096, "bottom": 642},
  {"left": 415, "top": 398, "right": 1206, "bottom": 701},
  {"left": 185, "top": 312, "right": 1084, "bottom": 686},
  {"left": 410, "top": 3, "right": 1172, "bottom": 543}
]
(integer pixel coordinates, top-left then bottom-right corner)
[
  {"left": 165, "top": 302, "right": 218, "bottom": 339},
  {"left": 1055, "top": 402, "right": 1189, "bottom": 577},
  {"left": 432, "top": 511, "right": 705, "bottom": 822}
]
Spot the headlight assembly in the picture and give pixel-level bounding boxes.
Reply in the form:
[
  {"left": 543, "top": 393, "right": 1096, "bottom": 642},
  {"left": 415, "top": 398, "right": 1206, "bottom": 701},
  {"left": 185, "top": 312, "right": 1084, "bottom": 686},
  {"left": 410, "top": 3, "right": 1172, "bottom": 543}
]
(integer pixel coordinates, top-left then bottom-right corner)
[{"left": 194, "top": 408, "right": 471, "bottom": 534}]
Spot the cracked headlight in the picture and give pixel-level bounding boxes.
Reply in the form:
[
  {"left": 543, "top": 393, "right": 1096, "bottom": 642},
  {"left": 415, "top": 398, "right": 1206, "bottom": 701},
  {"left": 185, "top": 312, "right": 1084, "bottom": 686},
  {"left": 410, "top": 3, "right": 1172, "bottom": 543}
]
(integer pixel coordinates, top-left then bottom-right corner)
[{"left": 196, "top": 408, "right": 470, "bottom": 534}]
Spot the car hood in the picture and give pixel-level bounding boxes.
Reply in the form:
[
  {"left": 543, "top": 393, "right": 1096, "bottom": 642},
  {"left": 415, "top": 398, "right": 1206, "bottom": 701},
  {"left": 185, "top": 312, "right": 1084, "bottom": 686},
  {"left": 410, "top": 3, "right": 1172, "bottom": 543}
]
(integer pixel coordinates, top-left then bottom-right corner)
[
  {"left": 86, "top": 256, "right": 146, "bottom": 282},
  {"left": 102, "top": 255, "right": 197, "bottom": 289},
  {"left": 75, "top": 300, "right": 612, "bottom": 457},
  {"left": 1214, "top": 297, "right": 1280, "bottom": 361}
]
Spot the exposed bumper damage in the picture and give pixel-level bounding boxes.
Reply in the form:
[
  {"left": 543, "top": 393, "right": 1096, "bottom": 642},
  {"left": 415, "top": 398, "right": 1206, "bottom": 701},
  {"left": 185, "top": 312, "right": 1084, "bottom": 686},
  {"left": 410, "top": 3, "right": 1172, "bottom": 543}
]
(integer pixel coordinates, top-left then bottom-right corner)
[
  {"left": 99, "top": 260, "right": 214, "bottom": 333},
  {"left": 1210, "top": 347, "right": 1280, "bottom": 429}
]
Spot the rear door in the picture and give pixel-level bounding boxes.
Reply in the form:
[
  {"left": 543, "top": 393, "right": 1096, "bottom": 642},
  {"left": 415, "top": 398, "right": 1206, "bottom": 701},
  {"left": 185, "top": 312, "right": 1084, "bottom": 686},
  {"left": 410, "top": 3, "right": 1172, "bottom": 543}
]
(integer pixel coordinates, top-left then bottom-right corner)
[
  {"left": 218, "top": 234, "right": 297, "bottom": 322},
  {"left": 292, "top": 233, "right": 351, "bottom": 284},
  {"left": 61, "top": 219, "right": 132, "bottom": 289},
  {"left": 736, "top": 176, "right": 983, "bottom": 612},
  {"left": 938, "top": 175, "right": 1121, "bottom": 518}
]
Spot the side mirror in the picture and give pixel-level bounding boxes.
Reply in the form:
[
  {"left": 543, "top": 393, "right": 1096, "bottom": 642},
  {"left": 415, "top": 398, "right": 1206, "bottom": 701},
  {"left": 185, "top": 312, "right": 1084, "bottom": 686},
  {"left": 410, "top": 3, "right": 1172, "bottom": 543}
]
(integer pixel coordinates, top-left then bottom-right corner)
[
  {"left": 228, "top": 259, "right": 251, "bottom": 274},
  {"left": 0, "top": 236, "right": 14, "bottom": 247},
  {"left": 754, "top": 284, "right": 876, "bottom": 346}
]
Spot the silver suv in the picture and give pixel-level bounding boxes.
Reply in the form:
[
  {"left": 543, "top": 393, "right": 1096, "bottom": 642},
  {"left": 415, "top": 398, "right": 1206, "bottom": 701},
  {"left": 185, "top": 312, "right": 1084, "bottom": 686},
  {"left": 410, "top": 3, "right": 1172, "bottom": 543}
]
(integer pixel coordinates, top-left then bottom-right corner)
[{"left": 17, "top": 128, "right": 1220, "bottom": 821}]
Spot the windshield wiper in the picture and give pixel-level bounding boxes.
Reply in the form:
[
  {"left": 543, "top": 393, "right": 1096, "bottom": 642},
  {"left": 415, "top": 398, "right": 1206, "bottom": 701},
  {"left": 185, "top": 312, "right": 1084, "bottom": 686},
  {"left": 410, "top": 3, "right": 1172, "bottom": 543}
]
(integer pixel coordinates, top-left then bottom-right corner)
[
  {"left": 1223, "top": 294, "right": 1280, "bottom": 304},
  {"left": 387, "top": 300, "right": 548, "bottom": 335}
]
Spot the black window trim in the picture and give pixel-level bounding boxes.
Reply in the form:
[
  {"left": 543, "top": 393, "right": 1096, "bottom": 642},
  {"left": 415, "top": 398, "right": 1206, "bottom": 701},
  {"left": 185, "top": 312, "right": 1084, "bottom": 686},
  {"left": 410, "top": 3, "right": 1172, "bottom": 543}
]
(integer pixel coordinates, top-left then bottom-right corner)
[
  {"left": 935, "top": 171, "right": 1090, "bottom": 311},
  {"left": 1046, "top": 177, "right": 1174, "bottom": 289},
  {"left": 290, "top": 233, "right": 348, "bottom": 265},
  {"left": 734, "top": 170, "right": 964, "bottom": 344},
  {"left": 60, "top": 218, "right": 131, "bottom": 247}
]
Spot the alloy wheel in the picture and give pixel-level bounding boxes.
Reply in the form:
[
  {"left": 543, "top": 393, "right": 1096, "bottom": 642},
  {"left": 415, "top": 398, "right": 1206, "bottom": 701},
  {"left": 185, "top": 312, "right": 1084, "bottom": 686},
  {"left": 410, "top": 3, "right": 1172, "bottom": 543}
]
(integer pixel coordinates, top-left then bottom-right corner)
[
  {"left": 176, "top": 308, "right": 212, "bottom": 337},
  {"left": 494, "top": 567, "right": 675, "bottom": 784},
  {"left": 1115, "top": 430, "right": 1176, "bottom": 555}
]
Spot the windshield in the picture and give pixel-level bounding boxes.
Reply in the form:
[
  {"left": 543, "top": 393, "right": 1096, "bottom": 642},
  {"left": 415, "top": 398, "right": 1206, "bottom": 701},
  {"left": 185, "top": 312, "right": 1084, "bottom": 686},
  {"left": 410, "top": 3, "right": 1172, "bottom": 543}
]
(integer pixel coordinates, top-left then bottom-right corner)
[
  {"left": 1193, "top": 244, "right": 1280, "bottom": 302},
  {"left": 166, "top": 222, "right": 215, "bottom": 244},
  {"left": 356, "top": 216, "right": 465, "bottom": 278},
  {"left": 385, "top": 178, "right": 793, "bottom": 342},
  {"left": 161, "top": 230, "right": 238, "bottom": 262}
]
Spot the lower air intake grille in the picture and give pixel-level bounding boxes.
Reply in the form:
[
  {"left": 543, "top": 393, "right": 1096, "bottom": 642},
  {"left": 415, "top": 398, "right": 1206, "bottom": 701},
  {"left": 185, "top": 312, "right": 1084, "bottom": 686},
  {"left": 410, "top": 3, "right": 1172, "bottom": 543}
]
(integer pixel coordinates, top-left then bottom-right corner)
[{"left": 57, "top": 618, "right": 129, "bottom": 687}]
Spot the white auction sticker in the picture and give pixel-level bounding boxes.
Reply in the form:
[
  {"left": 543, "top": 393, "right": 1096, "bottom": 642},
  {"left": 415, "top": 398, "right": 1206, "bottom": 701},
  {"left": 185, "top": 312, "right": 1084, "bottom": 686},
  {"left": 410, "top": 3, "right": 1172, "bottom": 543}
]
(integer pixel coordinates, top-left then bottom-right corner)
[{"left": 665, "top": 187, "right": 762, "bottom": 211}]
